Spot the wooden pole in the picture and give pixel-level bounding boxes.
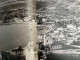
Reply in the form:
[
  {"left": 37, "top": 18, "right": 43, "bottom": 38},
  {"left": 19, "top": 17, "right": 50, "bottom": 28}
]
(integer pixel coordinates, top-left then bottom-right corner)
[{"left": 24, "top": 0, "right": 38, "bottom": 60}]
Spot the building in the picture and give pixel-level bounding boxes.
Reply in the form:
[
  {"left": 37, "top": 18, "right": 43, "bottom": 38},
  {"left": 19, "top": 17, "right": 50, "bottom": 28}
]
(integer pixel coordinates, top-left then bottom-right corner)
[
  {"left": 51, "top": 41, "right": 79, "bottom": 50},
  {"left": 64, "top": 24, "right": 78, "bottom": 45},
  {"left": 1, "top": 46, "right": 25, "bottom": 60},
  {"left": 51, "top": 41, "right": 63, "bottom": 50}
]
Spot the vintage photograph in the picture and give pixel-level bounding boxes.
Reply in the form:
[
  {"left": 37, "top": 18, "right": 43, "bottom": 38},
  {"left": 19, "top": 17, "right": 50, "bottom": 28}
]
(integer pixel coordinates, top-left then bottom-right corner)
[
  {"left": 0, "top": 0, "right": 37, "bottom": 60},
  {"left": 0, "top": 0, "right": 80, "bottom": 60},
  {"left": 37, "top": 0, "right": 80, "bottom": 60}
]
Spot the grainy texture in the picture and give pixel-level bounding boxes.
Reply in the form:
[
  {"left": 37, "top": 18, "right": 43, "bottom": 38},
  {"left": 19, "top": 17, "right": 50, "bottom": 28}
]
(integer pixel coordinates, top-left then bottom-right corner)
[{"left": 0, "top": 0, "right": 38, "bottom": 60}]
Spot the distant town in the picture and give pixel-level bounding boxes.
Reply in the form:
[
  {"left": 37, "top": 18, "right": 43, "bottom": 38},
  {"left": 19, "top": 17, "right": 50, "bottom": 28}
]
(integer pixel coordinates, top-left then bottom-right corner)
[
  {"left": 0, "top": 0, "right": 80, "bottom": 60},
  {"left": 37, "top": 0, "right": 80, "bottom": 57}
]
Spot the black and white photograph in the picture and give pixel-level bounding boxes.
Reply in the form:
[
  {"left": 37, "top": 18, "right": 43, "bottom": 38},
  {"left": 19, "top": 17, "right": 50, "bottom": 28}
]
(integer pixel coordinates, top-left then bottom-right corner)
[
  {"left": 0, "top": 0, "right": 38, "bottom": 60},
  {"left": 0, "top": 0, "right": 80, "bottom": 60},
  {"left": 37, "top": 0, "right": 80, "bottom": 60}
]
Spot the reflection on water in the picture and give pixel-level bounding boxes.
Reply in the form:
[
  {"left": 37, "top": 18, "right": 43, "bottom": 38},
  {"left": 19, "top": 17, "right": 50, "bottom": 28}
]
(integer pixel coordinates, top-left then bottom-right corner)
[
  {"left": 0, "top": 23, "right": 31, "bottom": 51},
  {"left": 46, "top": 53, "right": 80, "bottom": 60}
]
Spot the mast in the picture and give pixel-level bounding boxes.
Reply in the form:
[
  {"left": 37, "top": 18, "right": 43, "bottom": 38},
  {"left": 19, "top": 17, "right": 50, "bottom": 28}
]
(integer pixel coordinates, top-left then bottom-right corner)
[
  {"left": 24, "top": 0, "right": 38, "bottom": 60},
  {"left": 26, "top": 0, "right": 36, "bottom": 21}
]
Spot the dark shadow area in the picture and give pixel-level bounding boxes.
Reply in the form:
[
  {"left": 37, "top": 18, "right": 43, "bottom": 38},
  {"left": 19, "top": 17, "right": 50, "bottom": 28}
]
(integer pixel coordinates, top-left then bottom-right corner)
[
  {"left": 46, "top": 53, "right": 80, "bottom": 60},
  {"left": 36, "top": 1, "right": 48, "bottom": 10}
]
